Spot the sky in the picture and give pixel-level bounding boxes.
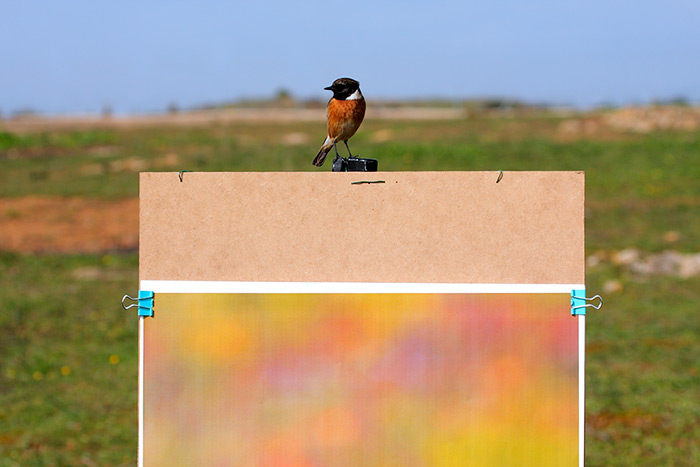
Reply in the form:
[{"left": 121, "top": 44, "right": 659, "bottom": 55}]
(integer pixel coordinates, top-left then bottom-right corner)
[{"left": 1, "top": 0, "right": 699, "bottom": 115}]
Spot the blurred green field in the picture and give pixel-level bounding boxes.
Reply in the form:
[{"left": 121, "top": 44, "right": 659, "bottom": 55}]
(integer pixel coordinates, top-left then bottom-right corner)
[{"left": 1, "top": 111, "right": 699, "bottom": 465}]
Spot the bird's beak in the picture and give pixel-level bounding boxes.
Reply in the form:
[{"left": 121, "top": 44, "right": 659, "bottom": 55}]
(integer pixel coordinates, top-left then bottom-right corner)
[{"left": 324, "top": 85, "right": 333, "bottom": 91}]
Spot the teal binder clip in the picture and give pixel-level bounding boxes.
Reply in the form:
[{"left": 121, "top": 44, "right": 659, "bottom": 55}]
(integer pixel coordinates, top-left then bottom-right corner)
[
  {"left": 571, "top": 289, "right": 602, "bottom": 316},
  {"left": 122, "top": 291, "right": 155, "bottom": 318}
]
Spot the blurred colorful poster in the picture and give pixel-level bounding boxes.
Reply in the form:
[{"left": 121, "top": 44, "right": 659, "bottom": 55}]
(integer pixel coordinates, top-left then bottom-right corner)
[{"left": 144, "top": 293, "right": 578, "bottom": 466}]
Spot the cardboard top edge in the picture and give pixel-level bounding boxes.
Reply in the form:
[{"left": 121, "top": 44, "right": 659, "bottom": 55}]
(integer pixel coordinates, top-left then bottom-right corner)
[{"left": 141, "top": 171, "right": 585, "bottom": 175}]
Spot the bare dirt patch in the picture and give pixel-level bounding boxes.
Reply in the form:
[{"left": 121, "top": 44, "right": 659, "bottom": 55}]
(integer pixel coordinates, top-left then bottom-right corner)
[
  {"left": 603, "top": 106, "right": 700, "bottom": 133},
  {"left": 0, "top": 196, "right": 138, "bottom": 253},
  {"left": 557, "top": 106, "right": 700, "bottom": 138}
]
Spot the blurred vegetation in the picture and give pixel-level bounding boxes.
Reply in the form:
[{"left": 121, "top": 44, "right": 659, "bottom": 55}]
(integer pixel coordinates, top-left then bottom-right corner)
[
  {"left": 1, "top": 109, "right": 699, "bottom": 465},
  {"left": 0, "top": 252, "right": 138, "bottom": 465}
]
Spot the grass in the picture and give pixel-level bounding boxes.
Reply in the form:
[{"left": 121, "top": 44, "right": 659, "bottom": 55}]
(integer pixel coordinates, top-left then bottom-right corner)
[
  {"left": 1, "top": 112, "right": 699, "bottom": 465},
  {"left": 0, "top": 252, "right": 138, "bottom": 466},
  {"left": 586, "top": 267, "right": 700, "bottom": 465}
]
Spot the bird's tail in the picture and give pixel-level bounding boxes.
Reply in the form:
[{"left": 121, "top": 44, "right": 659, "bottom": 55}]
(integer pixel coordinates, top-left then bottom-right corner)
[{"left": 313, "top": 138, "right": 334, "bottom": 167}]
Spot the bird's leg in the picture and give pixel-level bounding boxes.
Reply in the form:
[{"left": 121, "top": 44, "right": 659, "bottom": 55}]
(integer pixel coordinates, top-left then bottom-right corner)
[
  {"left": 343, "top": 140, "right": 354, "bottom": 158},
  {"left": 332, "top": 142, "right": 344, "bottom": 164}
]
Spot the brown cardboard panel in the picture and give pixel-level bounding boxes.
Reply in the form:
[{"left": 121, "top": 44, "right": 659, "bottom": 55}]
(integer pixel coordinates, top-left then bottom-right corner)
[{"left": 139, "top": 172, "right": 584, "bottom": 284}]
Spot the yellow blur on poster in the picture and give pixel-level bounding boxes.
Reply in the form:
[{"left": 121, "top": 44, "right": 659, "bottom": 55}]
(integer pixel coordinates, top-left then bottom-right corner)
[{"left": 144, "top": 293, "right": 578, "bottom": 466}]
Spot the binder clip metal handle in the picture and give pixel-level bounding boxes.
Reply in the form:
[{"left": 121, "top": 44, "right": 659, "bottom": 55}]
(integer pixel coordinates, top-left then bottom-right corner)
[
  {"left": 122, "top": 291, "right": 155, "bottom": 318},
  {"left": 571, "top": 292, "right": 602, "bottom": 316}
]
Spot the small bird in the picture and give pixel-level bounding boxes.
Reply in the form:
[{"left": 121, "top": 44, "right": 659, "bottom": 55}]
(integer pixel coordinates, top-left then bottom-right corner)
[{"left": 313, "top": 77, "right": 366, "bottom": 167}]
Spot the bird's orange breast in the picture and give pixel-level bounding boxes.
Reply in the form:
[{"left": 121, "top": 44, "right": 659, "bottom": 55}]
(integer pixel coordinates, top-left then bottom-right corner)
[{"left": 327, "top": 98, "right": 366, "bottom": 141}]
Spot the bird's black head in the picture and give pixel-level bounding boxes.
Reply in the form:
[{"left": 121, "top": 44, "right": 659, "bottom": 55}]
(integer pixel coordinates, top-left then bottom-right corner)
[{"left": 324, "top": 77, "right": 361, "bottom": 100}]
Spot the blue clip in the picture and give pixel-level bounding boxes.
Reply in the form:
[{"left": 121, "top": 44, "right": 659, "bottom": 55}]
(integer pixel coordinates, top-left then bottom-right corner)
[
  {"left": 122, "top": 291, "right": 155, "bottom": 318},
  {"left": 571, "top": 289, "right": 602, "bottom": 316}
]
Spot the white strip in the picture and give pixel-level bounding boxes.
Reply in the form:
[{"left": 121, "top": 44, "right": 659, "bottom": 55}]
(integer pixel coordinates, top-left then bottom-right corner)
[
  {"left": 579, "top": 315, "right": 586, "bottom": 467},
  {"left": 140, "top": 280, "right": 584, "bottom": 294},
  {"left": 138, "top": 317, "right": 144, "bottom": 467},
  {"left": 346, "top": 89, "right": 362, "bottom": 100}
]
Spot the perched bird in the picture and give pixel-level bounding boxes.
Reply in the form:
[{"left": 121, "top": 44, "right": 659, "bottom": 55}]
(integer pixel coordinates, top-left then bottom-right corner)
[{"left": 313, "top": 77, "right": 366, "bottom": 167}]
